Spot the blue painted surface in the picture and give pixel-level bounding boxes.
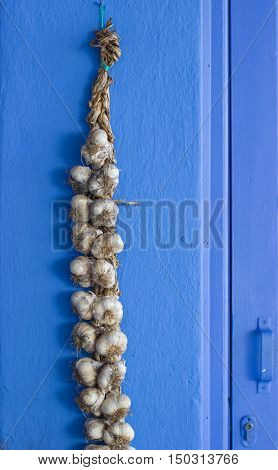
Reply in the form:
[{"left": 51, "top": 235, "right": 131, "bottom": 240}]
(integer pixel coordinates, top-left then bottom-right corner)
[
  {"left": 201, "top": 0, "right": 230, "bottom": 449},
  {"left": 231, "top": 0, "right": 278, "bottom": 450},
  {"left": 0, "top": 1, "right": 202, "bottom": 450}
]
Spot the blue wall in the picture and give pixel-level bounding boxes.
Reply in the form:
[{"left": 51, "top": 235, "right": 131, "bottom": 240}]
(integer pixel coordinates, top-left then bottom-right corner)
[{"left": 0, "top": 0, "right": 201, "bottom": 449}]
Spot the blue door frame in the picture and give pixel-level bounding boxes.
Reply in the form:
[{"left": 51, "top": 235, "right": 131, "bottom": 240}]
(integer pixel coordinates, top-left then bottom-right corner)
[
  {"left": 202, "top": 0, "right": 278, "bottom": 449},
  {"left": 201, "top": 0, "right": 230, "bottom": 450}
]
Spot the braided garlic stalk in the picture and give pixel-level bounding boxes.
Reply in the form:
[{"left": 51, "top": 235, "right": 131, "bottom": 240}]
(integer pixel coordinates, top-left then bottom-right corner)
[{"left": 68, "top": 18, "right": 135, "bottom": 450}]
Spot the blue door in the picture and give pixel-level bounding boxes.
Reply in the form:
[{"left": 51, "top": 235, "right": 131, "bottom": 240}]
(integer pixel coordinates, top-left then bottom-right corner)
[{"left": 231, "top": 0, "right": 278, "bottom": 450}]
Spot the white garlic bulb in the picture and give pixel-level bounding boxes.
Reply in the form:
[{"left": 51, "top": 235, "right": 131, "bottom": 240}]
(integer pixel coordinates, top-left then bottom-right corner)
[
  {"left": 69, "top": 166, "right": 92, "bottom": 193},
  {"left": 103, "top": 422, "right": 135, "bottom": 447},
  {"left": 92, "top": 296, "right": 123, "bottom": 326},
  {"left": 90, "top": 199, "right": 119, "bottom": 228},
  {"left": 71, "top": 290, "right": 96, "bottom": 321},
  {"left": 85, "top": 418, "right": 106, "bottom": 441},
  {"left": 90, "top": 129, "right": 109, "bottom": 146},
  {"left": 96, "top": 330, "right": 127, "bottom": 362},
  {"left": 70, "top": 256, "right": 91, "bottom": 287},
  {"left": 77, "top": 388, "right": 105, "bottom": 416},
  {"left": 72, "top": 223, "right": 102, "bottom": 255},
  {"left": 88, "top": 164, "right": 119, "bottom": 198},
  {"left": 70, "top": 195, "right": 91, "bottom": 223},
  {"left": 73, "top": 358, "right": 102, "bottom": 387},
  {"left": 97, "top": 361, "right": 127, "bottom": 391},
  {"left": 101, "top": 393, "right": 131, "bottom": 423},
  {"left": 91, "top": 233, "right": 124, "bottom": 259},
  {"left": 92, "top": 259, "right": 116, "bottom": 289},
  {"left": 81, "top": 141, "right": 113, "bottom": 170},
  {"left": 72, "top": 322, "right": 98, "bottom": 353}
]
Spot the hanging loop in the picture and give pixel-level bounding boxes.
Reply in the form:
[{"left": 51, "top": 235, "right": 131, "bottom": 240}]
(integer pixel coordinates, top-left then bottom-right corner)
[{"left": 99, "top": 1, "right": 105, "bottom": 29}]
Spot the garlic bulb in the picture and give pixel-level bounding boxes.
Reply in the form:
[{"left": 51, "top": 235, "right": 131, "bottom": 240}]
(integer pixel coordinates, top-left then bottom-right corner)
[
  {"left": 85, "top": 418, "right": 106, "bottom": 441},
  {"left": 72, "top": 322, "right": 98, "bottom": 353},
  {"left": 91, "top": 233, "right": 124, "bottom": 259},
  {"left": 90, "top": 199, "right": 119, "bottom": 228},
  {"left": 88, "top": 164, "right": 119, "bottom": 198},
  {"left": 92, "top": 259, "right": 116, "bottom": 289},
  {"left": 101, "top": 393, "right": 131, "bottom": 423},
  {"left": 92, "top": 296, "right": 123, "bottom": 326},
  {"left": 70, "top": 195, "right": 91, "bottom": 223},
  {"left": 71, "top": 290, "right": 96, "bottom": 321},
  {"left": 70, "top": 256, "right": 91, "bottom": 287},
  {"left": 81, "top": 141, "right": 113, "bottom": 170},
  {"left": 73, "top": 358, "right": 102, "bottom": 387},
  {"left": 77, "top": 388, "right": 105, "bottom": 416},
  {"left": 72, "top": 223, "right": 102, "bottom": 255},
  {"left": 69, "top": 166, "right": 92, "bottom": 193},
  {"left": 97, "top": 361, "right": 127, "bottom": 391},
  {"left": 89, "top": 129, "right": 108, "bottom": 146},
  {"left": 96, "top": 330, "right": 127, "bottom": 362},
  {"left": 103, "top": 422, "right": 135, "bottom": 448}
]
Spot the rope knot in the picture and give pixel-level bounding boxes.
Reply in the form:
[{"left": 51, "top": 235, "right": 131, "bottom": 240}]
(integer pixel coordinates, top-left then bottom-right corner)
[{"left": 91, "top": 19, "right": 121, "bottom": 70}]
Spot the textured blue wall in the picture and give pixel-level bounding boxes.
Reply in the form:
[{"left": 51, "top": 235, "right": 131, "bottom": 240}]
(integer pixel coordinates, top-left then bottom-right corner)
[{"left": 0, "top": 0, "right": 201, "bottom": 449}]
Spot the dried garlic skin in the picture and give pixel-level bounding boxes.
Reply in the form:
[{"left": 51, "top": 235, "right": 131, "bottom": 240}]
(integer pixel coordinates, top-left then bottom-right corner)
[
  {"left": 70, "top": 256, "right": 91, "bottom": 288},
  {"left": 103, "top": 422, "right": 135, "bottom": 447},
  {"left": 81, "top": 141, "right": 113, "bottom": 170},
  {"left": 97, "top": 361, "right": 127, "bottom": 391},
  {"left": 96, "top": 330, "right": 127, "bottom": 362},
  {"left": 73, "top": 358, "right": 102, "bottom": 387},
  {"left": 90, "top": 199, "right": 119, "bottom": 228},
  {"left": 88, "top": 163, "right": 119, "bottom": 198},
  {"left": 92, "top": 296, "right": 123, "bottom": 325},
  {"left": 71, "top": 195, "right": 91, "bottom": 223},
  {"left": 91, "top": 259, "right": 116, "bottom": 289},
  {"left": 69, "top": 166, "right": 92, "bottom": 193},
  {"left": 71, "top": 290, "right": 96, "bottom": 320},
  {"left": 72, "top": 223, "right": 102, "bottom": 255},
  {"left": 72, "top": 322, "right": 98, "bottom": 353},
  {"left": 90, "top": 129, "right": 109, "bottom": 146},
  {"left": 91, "top": 232, "right": 124, "bottom": 259},
  {"left": 85, "top": 418, "right": 106, "bottom": 441},
  {"left": 77, "top": 388, "right": 105, "bottom": 416},
  {"left": 101, "top": 393, "right": 131, "bottom": 423}
]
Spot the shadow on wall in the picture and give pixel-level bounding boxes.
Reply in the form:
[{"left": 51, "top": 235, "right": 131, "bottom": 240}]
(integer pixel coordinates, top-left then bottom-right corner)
[
  {"left": 50, "top": 131, "right": 87, "bottom": 449},
  {"left": 49, "top": 26, "right": 123, "bottom": 450}
]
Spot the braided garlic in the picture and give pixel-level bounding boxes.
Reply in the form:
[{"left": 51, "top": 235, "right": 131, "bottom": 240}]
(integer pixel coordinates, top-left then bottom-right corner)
[{"left": 69, "top": 13, "right": 135, "bottom": 451}]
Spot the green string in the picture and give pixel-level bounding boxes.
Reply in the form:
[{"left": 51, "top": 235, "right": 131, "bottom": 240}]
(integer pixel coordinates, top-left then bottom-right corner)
[
  {"left": 99, "top": 2, "right": 111, "bottom": 72},
  {"left": 100, "top": 61, "right": 110, "bottom": 72},
  {"left": 99, "top": 2, "right": 105, "bottom": 29}
]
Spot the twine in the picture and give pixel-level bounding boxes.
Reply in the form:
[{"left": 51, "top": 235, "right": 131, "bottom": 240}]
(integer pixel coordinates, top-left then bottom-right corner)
[{"left": 87, "top": 16, "right": 121, "bottom": 142}]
